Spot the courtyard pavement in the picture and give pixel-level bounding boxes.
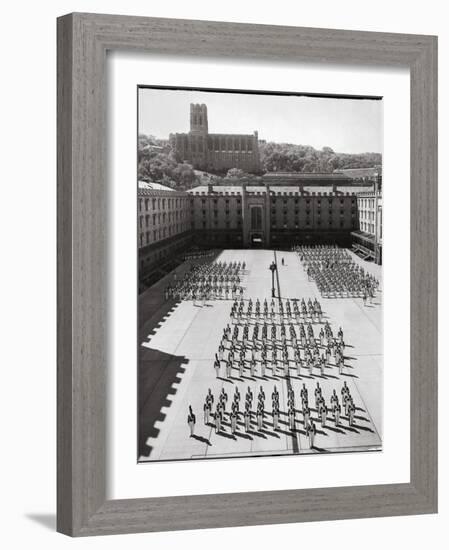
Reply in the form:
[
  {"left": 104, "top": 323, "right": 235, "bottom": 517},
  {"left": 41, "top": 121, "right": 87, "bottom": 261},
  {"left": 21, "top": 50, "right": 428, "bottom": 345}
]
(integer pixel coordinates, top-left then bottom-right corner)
[{"left": 138, "top": 249, "right": 383, "bottom": 462}]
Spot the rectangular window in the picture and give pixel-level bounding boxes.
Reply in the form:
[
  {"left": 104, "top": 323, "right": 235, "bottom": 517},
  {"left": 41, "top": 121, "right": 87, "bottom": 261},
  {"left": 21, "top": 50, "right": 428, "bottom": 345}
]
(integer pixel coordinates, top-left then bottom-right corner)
[{"left": 250, "top": 206, "right": 262, "bottom": 231}]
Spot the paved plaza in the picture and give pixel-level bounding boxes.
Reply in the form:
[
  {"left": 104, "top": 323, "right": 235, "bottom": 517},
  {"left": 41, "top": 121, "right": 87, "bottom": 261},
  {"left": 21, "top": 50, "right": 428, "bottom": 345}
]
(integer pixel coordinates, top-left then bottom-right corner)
[{"left": 138, "top": 249, "right": 382, "bottom": 462}]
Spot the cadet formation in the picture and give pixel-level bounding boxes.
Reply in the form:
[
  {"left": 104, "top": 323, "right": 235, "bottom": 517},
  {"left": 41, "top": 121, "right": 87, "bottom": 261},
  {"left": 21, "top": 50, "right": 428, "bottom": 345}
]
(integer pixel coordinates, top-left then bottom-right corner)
[
  {"left": 294, "top": 245, "right": 380, "bottom": 301},
  {"left": 188, "top": 379, "right": 359, "bottom": 450},
  {"left": 182, "top": 247, "right": 377, "bottom": 453},
  {"left": 164, "top": 259, "right": 246, "bottom": 303},
  {"left": 187, "top": 290, "right": 364, "bottom": 449},
  {"left": 214, "top": 296, "right": 345, "bottom": 381}
]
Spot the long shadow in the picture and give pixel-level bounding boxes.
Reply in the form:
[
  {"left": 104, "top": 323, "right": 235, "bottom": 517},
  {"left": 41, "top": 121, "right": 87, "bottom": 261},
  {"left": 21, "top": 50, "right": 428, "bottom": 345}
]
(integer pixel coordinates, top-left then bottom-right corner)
[
  {"left": 325, "top": 425, "right": 346, "bottom": 434},
  {"left": 260, "top": 428, "right": 280, "bottom": 438},
  {"left": 235, "top": 431, "right": 253, "bottom": 440},
  {"left": 248, "top": 430, "right": 267, "bottom": 439},
  {"left": 217, "top": 431, "right": 237, "bottom": 440},
  {"left": 276, "top": 427, "right": 294, "bottom": 436},
  {"left": 139, "top": 264, "right": 202, "bottom": 460},
  {"left": 217, "top": 377, "right": 234, "bottom": 384},
  {"left": 191, "top": 434, "right": 212, "bottom": 446},
  {"left": 139, "top": 348, "right": 189, "bottom": 459},
  {"left": 344, "top": 426, "right": 360, "bottom": 434},
  {"left": 353, "top": 424, "right": 375, "bottom": 433}
]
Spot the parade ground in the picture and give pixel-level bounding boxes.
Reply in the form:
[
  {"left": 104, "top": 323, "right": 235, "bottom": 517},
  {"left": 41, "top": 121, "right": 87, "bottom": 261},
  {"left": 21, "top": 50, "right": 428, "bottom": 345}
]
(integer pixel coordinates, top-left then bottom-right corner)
[{"left": 138, "top": 249, "right": 383, "bottom": 462}]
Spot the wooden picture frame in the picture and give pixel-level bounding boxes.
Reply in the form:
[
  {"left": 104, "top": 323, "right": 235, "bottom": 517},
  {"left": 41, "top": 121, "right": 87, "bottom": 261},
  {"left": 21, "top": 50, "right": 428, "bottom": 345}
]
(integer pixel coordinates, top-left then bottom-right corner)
[{"left": 57, "top": 12, "right": 438, "bottom": 536}]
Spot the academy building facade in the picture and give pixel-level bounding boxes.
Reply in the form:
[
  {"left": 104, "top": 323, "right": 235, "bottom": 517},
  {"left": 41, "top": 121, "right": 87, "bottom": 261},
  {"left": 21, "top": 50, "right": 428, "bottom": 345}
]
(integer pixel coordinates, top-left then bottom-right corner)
[{"left": 169, "top": 103, "right": 261, "bottom": 174}]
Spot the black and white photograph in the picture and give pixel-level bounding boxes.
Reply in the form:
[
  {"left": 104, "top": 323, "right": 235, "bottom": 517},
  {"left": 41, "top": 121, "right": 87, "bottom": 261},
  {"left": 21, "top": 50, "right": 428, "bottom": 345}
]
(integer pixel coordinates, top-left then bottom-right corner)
[{"left": 137, "top": 86, "right": 383, "bottom": 463}]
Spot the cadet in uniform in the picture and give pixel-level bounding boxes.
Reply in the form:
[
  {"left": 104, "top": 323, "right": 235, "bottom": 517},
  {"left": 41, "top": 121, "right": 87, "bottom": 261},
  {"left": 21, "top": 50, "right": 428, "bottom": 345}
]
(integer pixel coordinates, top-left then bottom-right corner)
[
  {"left": 319, "top": 401, "right": 328, "bottom": 428},
  {"left": 243, "top": 409, "right": 251, "bottom": 432},
  {"left": 334, "top": 403, "right": 341, "bottom": 426},
  {"left": 272, "top": 405, "right": 280, "bottom": 431},
  {"left": 203, "top": 399, "right": 211, "bottom": 425},
  {"left": 307, "top": 419, "right": 316, "bottom": 448},
  {"left": 187, "top": 405, "right": 196, "bottom": 437},
  {"left": 303, "top": 404, "right": 310, "bottom": 430},
  {"left": 230, "top": 410, "right": 237, "bottom": 434},
  {"left": 214, "top": 358, "right": 220, "bottom": 378}
]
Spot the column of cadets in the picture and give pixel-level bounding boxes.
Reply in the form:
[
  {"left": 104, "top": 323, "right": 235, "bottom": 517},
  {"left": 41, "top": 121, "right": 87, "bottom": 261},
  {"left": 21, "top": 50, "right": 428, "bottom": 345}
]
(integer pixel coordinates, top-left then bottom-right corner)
[
  {"left": 164, "top": 260, "right": 246, "bottom": 302},
  {"left": 197, "top": 296, "right": 356, "bottom": 448},
  {"left": 293, "top": 245, "right": 380, "bottom": 301},
  {"left": 198, "top": 379, "right": 357, "bottom": 450},
  {"left": 183, "top": 253, "right": 375, "bottom": 450},
  {"left": 213, "top": 297, "right": 344, "bottom": 381}
]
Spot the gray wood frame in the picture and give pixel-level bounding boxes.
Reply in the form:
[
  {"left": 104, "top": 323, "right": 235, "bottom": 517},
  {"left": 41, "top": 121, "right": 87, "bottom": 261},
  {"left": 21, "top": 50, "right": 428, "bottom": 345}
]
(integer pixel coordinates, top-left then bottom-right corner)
[{"left": 57, "top": 12, "right": 438, "bottom": 537}]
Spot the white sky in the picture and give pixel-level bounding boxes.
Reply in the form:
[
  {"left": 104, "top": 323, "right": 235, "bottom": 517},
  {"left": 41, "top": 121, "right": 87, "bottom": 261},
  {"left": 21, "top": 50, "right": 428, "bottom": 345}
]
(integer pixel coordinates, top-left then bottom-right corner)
[{"left": 138, "top": 87, "right": 383, "bottom": 154}]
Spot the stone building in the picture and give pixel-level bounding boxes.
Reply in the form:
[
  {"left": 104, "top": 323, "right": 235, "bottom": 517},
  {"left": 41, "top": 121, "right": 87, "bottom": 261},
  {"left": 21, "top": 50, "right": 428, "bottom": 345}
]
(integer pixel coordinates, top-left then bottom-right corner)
[
  {"left": 169, "top": 103, "right": 260, "bottom": 174},
  {"left": 187, "top": 172, "right": 372, "bottom": 249},
  {"left": 138, "top": 169, "right": 382, "bottom": 292},
  {"left": 138, "top": 181, "right": 192, "bottom": 290},
  {"left": 351, "top": 171, "right": 383, "bottom": 264}
]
